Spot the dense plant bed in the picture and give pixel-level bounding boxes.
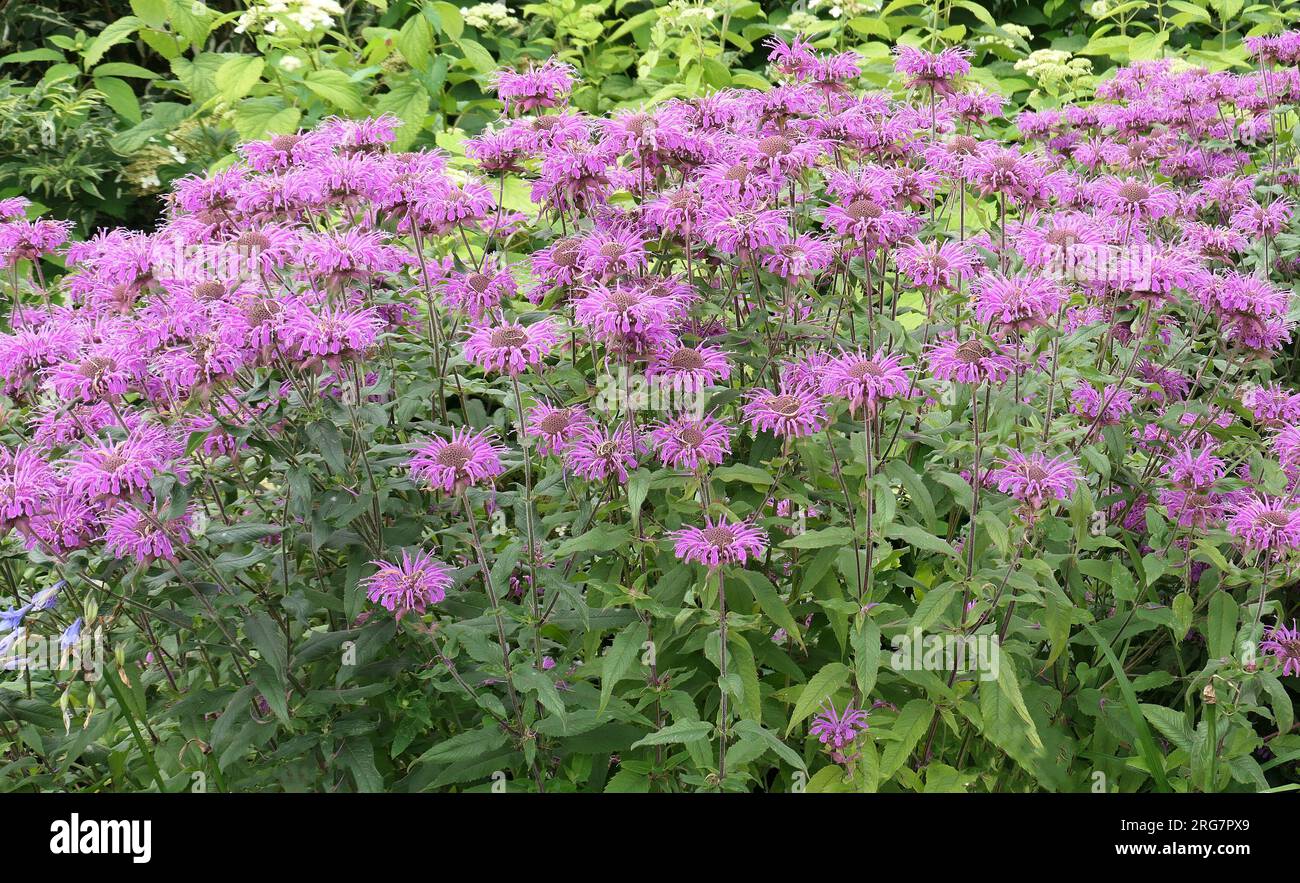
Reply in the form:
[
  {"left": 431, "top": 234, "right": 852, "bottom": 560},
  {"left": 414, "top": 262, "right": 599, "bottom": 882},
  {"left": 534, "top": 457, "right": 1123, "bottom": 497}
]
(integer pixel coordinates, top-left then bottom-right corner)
[{"left": 0, "top": 31, "right": 1299, "bottom": 793}]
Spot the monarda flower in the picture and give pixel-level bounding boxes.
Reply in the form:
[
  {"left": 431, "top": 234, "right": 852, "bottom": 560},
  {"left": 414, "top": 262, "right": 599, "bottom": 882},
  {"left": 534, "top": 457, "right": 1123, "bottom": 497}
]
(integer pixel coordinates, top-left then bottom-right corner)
[
  {"left": 650, "top": 414, "right": 731, "bottom": 471},
  {"left": 896, "top": 238, "right": 979, "bottom": 290},
  {"left": 23, "top": 492, "right": 97, "bottom": 555},
  {"left": 671, "top": 515, "right": 767, "bottom": 568},
  {"left": 743, "top": 385, "right": 828, "bottom": 438},
  {"left": 1069, "top": 381, "right": 1133, "bottom": 426},
  {"left": 1162, "top": 444, "right": 1225, "bottom": 489},
  {"left": 991, "top": 450, "right": 1080, "bottom": 510},
  {"left": 462, "top": 318, "right": 561, "bottom": 375},
  {"left": 494, "top": 59, "right": 576, "bottom": 114},
  {"left": 442, "top": 261, "right": 517, "bottom": 320},
  {"left": 363, "top": 549, "right": 454, "bottom": 617},
  {"left": 700, "top": 204, "right": 790, "bottom": 255},
  {"left": 761, "top": 235, "right": 835, "bottom": 281},
  {"left": 576, "top": 226, "right": 647, "bottom": 280},
  {"left": 564, "top": 424, "right": 639, "bottom": 483},
  {"left": 927, "top": 335, "right": 1016, "bottom": 385},
  {"left": 1090, "top": 176, "right": 1179, "bottom": 224},
  {"left": 527, "top": 402, "right": 594, "bottom": 456},
  {"left": 892, "top": 45, "right": 972, "bottom": 95},
  {"left": 1260, "top": 621, "right": 1300, "bottom": 677},
  {"left": 282, "top": 304, "right": 382, "bottom": 365},
  {"left": 1226, "top": 497, "right": 1300, "bottom": 558},
  {"left": 810, "top": 702, "right": 869, "bottom": 749},
  {"left": 821, "top": 349, "right": 910, "bottom": 416},
  {"left": 103, "top": 506, "right": 191, "bottom": 564},
  {"left": 0, "top": 447, "right": 56, "bottom": 527},
  {"left": 645, "top": 342, "right": 731, "bottom": 389},
  {"left": 971, "top": 273, "right": 1065, "bottom": 334},
  {"left": 409, "top": 428, "right": 506, "bottom": 494}
]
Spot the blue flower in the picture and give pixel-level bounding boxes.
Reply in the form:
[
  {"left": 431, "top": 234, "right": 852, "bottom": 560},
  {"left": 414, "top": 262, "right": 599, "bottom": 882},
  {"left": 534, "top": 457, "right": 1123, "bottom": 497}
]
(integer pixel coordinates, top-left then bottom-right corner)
[
  {"left": 31, "top": 582, "right": 63, "bottom": 611},
  {"left": 0, "top": 605, "right": 30, "bottom": 631},
  {"left": 60, "top": 618, "right": 82, "bottom": 651}
]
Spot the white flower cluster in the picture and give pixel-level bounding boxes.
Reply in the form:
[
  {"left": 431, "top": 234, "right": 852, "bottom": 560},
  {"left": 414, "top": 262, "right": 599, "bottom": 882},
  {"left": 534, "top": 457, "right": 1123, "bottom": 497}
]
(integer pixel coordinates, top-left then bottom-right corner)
[
  {"left": 460, "top": 2, "right": 522, "bottom": 32},
  {"left": 807, "top": 0, "right": 883, "bottom": 18},
  {"left": 1014, "top": 48, "right": 1093, "bottom": 86},
  {"left": 234, "top": 0, "right": 344, "bottom": 35}
]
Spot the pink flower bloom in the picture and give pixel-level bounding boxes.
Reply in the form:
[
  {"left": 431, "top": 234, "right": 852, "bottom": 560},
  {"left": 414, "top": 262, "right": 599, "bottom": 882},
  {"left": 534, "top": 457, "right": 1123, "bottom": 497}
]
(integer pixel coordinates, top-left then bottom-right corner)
[
  {"left": 527, "top": 402, "right": 594, "bottom": 455},
  {"left": 463, "top": 319, "right": 561, "bottom": 375},
  {"left": 0, "top": 447, "right": 56, "bottom": 526},
  {"left": 442, "top": 261, "right": 517, "bottom": 320},
  {"left": 700, "top": 204, "right": 790, "bottom": 254},
  {"left": 650, "top": 414, "right": 731, "bottom": 471},
  {"left": 810, "top": 702, "right": 869, "bottom": 749},
  {"left": 821, "top": 349, "right": 910, "bottom": 415},
  {"left": 1260, "top": 620, "right": 1300, "bottom": 677},
  {"left": 103, "top": 506, "right": 191, "bottom": 563},
  {"left": 363, "top": 549, "right": 454, "bottom": 617},
  {"left": 494, "top": 59, "right": 577, "bottom": 114},
  {"left": 1162, "top": 444, "right": 1224, "bottom": 489},
  {"left": 1227, "top": 497, "right": 1300, "bottom": 558},
  {"left": 564, "top": 424, "right": 639, "bottom": 482},
  {"left": 971, "top": 273, "right": 1065, "bottom": 334},
  {"left": 927, "top": 336, "right": 1015, "bottom": 385},
  {"left": 897, "top": 239, "right": 979, "bottom": 290},
  {"left": 283, "top": 304, "right": 382, "bottom": 363},
  {"left": 991, "top": 450, "right": 1080, "bottom": 510},
  {"left": 409, "top": 428, "right": 506, "bottom": 493},
  {"left": 1069, "top": 382, "right": 1133, "bottom": 426},
  {"left": 1091, "top": 176, "right": 1179, "bottom": 223},
  {"left": 576, "top": 226, "right": 646, "bottom": 280},
  {"left": 761, "top": 235, "right": 835, "bottom": 281},
  {"left": 671, "top": 515, "right": 767, "bottom": 568},
  {"left": 892, "top": 45, "right": 971, "bottom": 94},
  {"left": 646, "top": 342, "right": 730, "bottom": 388},
  {"left": 743, "top": 385, "right": 828, "bottom": 438}
]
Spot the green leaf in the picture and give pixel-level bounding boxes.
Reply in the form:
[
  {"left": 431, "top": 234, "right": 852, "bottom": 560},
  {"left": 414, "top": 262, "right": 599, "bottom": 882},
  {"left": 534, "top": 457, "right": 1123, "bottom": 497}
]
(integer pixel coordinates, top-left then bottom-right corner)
[
  {"left": 555, "top": 526, "right": 631, "bottom": 558},
  {"left": 82, "top": 17, "right": 142, "bottom": 69},
  {"left": 429, "top": 1, "right": 464, "bottom": 40},
  {"left": 338, "top": 738, "right": 383, "bottom": 792},
  {"left": 1206, "top": 592, "right": 1237, "bottom": 660},
  {"left": 736, "top": 569, "right": 802, "bottom": 645},
  {"left": 732, "top": 720, "right": 807, "bottom": 772},
  {"left": 785, "top": 661, "right": 851, "bottom": 737},
  {"left": 599, "top": 622, "right": 643, "bottom": 713},
  {"left": 781, "top": 526, "right": 854, "bottom": 549},
  {"left": 214, "top": 55, "right": 264, "bottom": 102},
  {"left": 243, "top": 612, "right": 288, "bottom": 680},
  {"left": 996, "top": 658, "right": 1043, "bottom": 751},
  {"left": 630, "top": 719, "right": 713, "bottom": 748},
  {"left": 1084, "top": 622, "right": 1172, "bottom": 792},
  {"left": 883, "top": 523, "right": 960, "bottom": 558},
  {"left": 712, "top": 463, "right": 772, "bottom": 486},
  {"left": 880, "top": 699, "right": 933, "bottom": 777},
  {"left": 93, "top": 76, "right": 142, "bottom": 123},
  {"left": 304, "top": 69, "right": 366, "bottom": 115}
]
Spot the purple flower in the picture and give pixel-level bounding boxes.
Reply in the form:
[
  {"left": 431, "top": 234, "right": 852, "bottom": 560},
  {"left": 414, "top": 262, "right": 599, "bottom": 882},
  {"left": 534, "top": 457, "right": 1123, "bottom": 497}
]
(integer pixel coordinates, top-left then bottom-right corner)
[
  {"left": 1260, "top": 620, "right": 1300, "bottom": 677},
  {"left": 527, "top": 402, "right": 594, "bottom": 456},
  {"left": 1227, "top": 497, "right": 1300, "bottom": 558},
  {"left": 463, "top": 319, "right": 561, "bottom": 375},
  {"left": 821, "top": 349, "right": 910, "bottom": 416},
  {"left": 927, "top": 335, "right": 1015, "bottom": 385},
  {"left": 409, "top": 428, "right": 506, "bottom": 494},
  {"left": 991, "top": 450, "right": 1080, "bottom": 510},
  {"left": 650, "top": 414, "right": 731, "bottom": 471},
  {"left": 743, "top": 385, "right": 828, "bottom": 438},
  {"left": 494, "top": 59, "right": 577, "bottom": 114},
  {"left": 363, "top": 549, "right": 454, "bottom": 617},
  {"left": 671, "top": 515, "right": 767, "bottom": 568},
  {"left": 810, "top": 702, "right": 869, "bottom": 748},
  {"left": 564, "top": 424, "right": 639, "bottom": 483}
]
